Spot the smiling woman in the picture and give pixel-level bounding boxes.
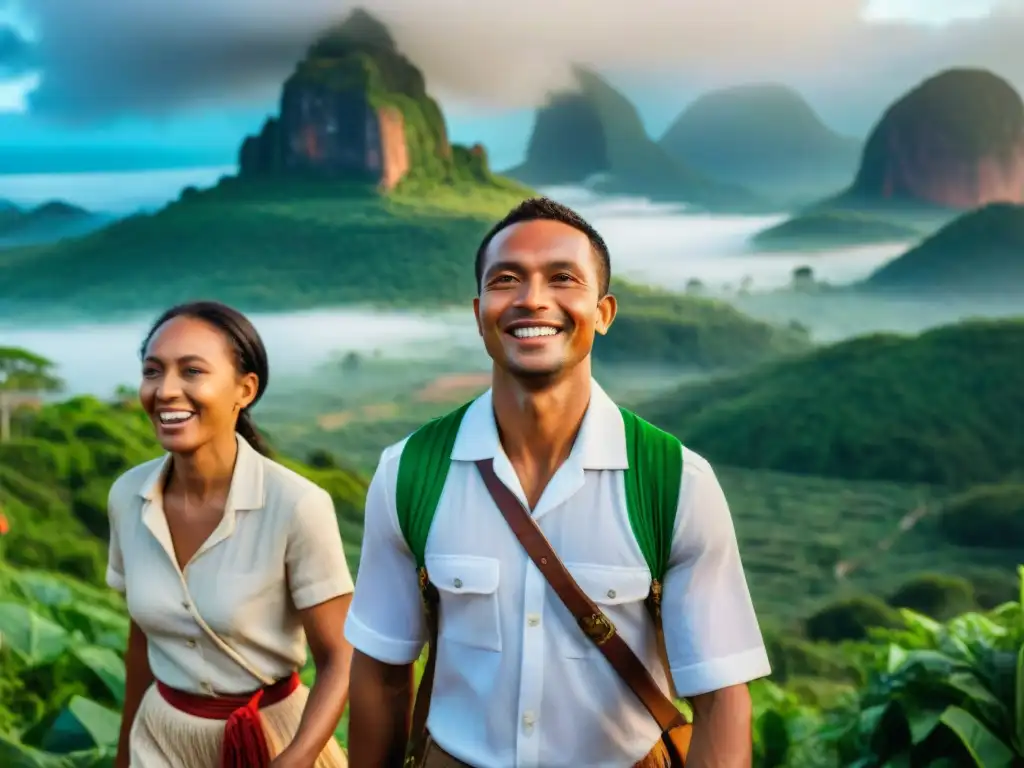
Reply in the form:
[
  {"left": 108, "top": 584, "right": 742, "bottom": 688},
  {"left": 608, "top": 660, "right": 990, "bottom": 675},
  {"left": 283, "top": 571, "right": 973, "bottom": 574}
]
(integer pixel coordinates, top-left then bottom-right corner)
[{"left": 105, "top": 300, "right": 355, "bottom": 768}]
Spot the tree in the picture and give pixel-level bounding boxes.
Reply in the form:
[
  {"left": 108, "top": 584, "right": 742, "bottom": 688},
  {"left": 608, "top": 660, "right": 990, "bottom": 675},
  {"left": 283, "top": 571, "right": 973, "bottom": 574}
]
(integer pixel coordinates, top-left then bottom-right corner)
[{"left": 0, "top": 347, "right": 64, "bottom": 442}]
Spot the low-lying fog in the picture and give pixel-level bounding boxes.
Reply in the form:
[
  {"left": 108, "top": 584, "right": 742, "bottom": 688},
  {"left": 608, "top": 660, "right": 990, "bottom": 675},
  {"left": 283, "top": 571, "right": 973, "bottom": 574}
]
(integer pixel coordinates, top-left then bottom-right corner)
[{"left": 1, "top": 171, "right": 1020, "bottom": 399}]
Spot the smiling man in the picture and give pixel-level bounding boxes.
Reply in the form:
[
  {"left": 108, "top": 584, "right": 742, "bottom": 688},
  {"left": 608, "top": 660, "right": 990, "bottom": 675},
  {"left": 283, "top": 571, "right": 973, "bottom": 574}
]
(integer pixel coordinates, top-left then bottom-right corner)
[{"left": 344, "top": 197, "right": 771, "bottom": 768}]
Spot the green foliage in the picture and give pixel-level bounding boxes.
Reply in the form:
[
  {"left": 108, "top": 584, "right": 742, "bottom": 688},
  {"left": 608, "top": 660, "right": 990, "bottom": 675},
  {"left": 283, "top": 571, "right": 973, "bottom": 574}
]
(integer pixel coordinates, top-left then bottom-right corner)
[
  {"left": 0, "top": 564, "right": 127, "bottom": 765},
  {"left": 0, "top": 347, "right": 64, "bottom": 393},
  {"left": 805, "top": 596, "right": 904, "bottom": 642},
  {"left": 637, "top": 318, "right": 1024, "bottom": 487},
  {"left": 888, "top": 573, "right": 978, "bottom": 621},
  {"left": 597, "top": 280, "right": 812, "bottom": 369},
  {"left": 940, "top": 484, "right": 1024, "bottom": 549},
  {"left": 823, "top": 577, "right": 1024, "bottom": 766}
]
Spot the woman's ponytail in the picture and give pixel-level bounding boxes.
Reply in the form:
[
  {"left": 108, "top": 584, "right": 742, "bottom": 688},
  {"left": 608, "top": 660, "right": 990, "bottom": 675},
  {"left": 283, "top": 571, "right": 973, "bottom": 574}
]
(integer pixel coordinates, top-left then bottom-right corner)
[{"left": 236, "top": 408, "right": 272, "bottom": 457}]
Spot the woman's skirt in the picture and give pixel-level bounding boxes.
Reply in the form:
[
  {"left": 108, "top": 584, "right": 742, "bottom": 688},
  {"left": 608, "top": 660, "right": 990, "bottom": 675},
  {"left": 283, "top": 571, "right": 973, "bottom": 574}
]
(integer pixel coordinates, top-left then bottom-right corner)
[{"left": 129, "top": 678, "right": 348, "bottom": 768}]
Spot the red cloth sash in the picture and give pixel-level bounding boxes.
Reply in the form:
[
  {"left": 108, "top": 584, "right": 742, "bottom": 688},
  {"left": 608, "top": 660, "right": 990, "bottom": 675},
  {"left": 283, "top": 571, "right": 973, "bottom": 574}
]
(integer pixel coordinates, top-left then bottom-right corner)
[{"left": 157, "top": 671, "right": 300, "bottom": 768}]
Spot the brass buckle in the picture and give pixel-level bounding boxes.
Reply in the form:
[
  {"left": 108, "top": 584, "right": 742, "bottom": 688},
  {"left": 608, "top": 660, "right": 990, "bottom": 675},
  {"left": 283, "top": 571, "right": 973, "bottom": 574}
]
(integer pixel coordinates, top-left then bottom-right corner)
[
  {"left": 648, "top": 579, "right": 663, "bottom": 621},
  {"left": 579, "top": 613, "right": 616, "bottom": 645}
]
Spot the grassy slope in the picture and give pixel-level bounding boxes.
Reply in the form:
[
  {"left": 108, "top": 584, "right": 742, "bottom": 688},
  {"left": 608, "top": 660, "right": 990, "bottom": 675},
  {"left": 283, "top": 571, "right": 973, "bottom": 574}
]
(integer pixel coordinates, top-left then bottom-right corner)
[
  {"left": 860, "top": 202, "right": 1024, "bottom": 295},
  {"left": 637, "top": 318, "right": 1024, "bottom": 488},
  {"left": 599, "top": 280, "right": 813, "bottom": 367},
  {"left": 0, "top": 177, "right": 529, "bottom": 318}
]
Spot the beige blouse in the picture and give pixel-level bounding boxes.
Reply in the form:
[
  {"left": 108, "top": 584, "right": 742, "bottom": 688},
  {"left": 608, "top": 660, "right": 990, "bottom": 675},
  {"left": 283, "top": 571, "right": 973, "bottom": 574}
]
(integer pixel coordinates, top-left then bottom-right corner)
[{"left": 106, "top": 434, "right": 355, "bottom": 695}]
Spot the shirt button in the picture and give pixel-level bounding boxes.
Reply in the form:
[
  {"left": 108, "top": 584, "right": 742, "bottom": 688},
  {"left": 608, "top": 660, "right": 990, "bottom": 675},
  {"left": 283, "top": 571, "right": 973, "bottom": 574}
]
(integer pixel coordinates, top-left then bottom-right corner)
[
  {"left": 181, "top": 600, "right": 190, "bottom": 609},
  {"left": 607, "top": 589, "right": 617, "bottom": 599},
  {"left": 200, "top": 681, "right": 213, "bottom": 693},
  {"left": 186, "top": 639, "right": 197, "bottom": 648},
  {"left": 527, "top": 614, "right": 540, "bottom": 627},
  {"left": 522, "top": 710, "right": 536, "bottom": 730},
  {"left": 453, "top": 578, "right": 463, "bottom": 589}
]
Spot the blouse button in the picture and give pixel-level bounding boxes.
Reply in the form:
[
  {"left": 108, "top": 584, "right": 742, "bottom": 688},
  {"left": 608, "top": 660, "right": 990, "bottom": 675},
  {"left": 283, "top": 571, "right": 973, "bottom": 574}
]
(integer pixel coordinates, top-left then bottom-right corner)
[{"left": 453, "top": 578, "right": 463, "bottom": 589}]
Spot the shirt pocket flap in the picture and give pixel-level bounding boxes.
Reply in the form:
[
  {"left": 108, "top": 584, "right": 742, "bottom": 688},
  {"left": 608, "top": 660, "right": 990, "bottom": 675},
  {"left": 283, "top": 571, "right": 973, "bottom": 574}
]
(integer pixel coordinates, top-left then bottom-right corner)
[
  {"left": 426, "top": 554, "right": 500, "bottom": 596},
  {"left": 567, "top": 564, "right": 651, "bottom": 606}
]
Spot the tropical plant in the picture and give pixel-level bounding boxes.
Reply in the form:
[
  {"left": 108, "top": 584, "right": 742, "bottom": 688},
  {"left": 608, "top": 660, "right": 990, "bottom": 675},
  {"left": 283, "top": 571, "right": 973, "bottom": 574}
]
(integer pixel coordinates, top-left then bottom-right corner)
[{"left": 823, "top": 567, "right": 1024, "bottom": 767}]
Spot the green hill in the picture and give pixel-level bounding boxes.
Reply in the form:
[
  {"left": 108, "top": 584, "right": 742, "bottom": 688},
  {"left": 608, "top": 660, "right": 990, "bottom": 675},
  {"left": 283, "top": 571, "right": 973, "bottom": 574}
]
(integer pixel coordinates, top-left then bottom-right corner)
[
  {"left": 505, "top": 67, "right": 762, "bottom": 211},
  {"left": 595, "top": 280, "right": 812, "bottom": 367},
  {"left": 750, "top": 210, "right": 924, "bottom": 251},
  {"left": 636, "top": 318, "right": 1024, "bottom": 487},
  {"left": 659, "top": 84, "right": 861, "bottom": 204},
  {"left": 0, "top": 11, "right": 532, "bottom": 319},
  {"left": 860, "top": 202, "right": 1024, "bottom": 296}
]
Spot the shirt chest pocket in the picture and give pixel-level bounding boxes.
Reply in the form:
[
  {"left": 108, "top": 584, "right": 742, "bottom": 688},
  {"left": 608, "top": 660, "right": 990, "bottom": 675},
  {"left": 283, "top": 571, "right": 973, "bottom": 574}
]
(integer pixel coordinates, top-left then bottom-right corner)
[
  {"left": 557, "top": 564, "right": 652, "bottom": 659},
  {"left": 426, "top": 554, "right": 502, "bottom": 653}
]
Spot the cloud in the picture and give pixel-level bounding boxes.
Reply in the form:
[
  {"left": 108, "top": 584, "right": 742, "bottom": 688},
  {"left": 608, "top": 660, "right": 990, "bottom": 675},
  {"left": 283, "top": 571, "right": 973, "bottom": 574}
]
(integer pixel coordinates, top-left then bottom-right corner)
[{"left": 9, "top": 0, "right": 1024, "bottom": 128}]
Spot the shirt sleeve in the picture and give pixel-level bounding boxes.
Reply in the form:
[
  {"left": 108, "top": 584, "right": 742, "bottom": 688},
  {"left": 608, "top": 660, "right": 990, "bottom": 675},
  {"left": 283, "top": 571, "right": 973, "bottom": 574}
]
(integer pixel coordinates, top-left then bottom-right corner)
[
  {"left": 661, "top": 452, "right": 771, "bottom": 697},
  {"left": 343, "top": 446, "right": 427, "bottom": 665},
  {"left": 285, "top": 487, "right": 355, "bottom": 610},
  {"left": 105, "top": 486, "right": 126, "bottom": 593}
]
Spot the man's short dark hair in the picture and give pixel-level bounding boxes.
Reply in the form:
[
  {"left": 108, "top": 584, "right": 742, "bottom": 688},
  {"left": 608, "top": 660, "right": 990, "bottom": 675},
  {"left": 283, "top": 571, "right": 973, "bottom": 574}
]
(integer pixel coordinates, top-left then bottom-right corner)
[{"left": 474, "top": 197, "right": 612, "bottom": 296}]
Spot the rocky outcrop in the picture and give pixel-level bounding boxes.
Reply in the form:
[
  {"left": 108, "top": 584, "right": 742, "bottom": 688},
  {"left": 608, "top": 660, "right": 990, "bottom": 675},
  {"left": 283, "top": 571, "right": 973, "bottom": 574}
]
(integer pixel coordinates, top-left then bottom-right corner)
[
  {"left": 847, "top": 69, "right": 1024, "bottom": 209},
  {"left": 238, "top": 9, "right": 479, "bottom": 191},
  {"left": 658, "top": 84, "right": 861, "bottom": 200}
]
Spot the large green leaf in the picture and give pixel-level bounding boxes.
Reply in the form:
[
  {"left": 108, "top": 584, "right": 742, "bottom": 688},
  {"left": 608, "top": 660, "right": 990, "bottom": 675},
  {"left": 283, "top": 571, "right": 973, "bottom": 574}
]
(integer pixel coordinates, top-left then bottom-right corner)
[
  {"left": 0, "top": 602, "right": 69, "bottom": 666},
  {"left": 72, "top": 646, "right": 126, "bottom": 706},
  {"left": 901, "top": 702, "right": 943, "bottom": 745},
  {"left": 939, "top": 705, "right": 1015, "bottom": 767},
  {"left": 0, "top": 731, "right": 113, "bottom": 767},
  {"left": 10, "top": 573, "right": 74, "bottom": 609},
  {"left": 40, "top": 696, "right": 120, "bottom": 755}
]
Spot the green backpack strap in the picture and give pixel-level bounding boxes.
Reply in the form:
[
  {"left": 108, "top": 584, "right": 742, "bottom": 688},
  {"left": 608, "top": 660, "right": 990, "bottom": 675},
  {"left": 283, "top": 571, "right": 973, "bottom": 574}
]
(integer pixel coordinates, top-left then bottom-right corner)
[
  {"left": 394, "top": 400, "right": 473, "bottom": 767},
  {"left": 619, "top": 407, "right": 683, "bottom": 615},
  {"left": 395, "top": 400, "right": 473, "bottom": 571}
]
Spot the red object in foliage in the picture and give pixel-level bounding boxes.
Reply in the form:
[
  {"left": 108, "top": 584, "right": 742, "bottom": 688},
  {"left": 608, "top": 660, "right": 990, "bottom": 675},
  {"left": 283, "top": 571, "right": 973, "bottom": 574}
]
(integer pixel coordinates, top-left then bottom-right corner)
[{"left": 0, "top": 513, "right": 9, "bottom": 535}]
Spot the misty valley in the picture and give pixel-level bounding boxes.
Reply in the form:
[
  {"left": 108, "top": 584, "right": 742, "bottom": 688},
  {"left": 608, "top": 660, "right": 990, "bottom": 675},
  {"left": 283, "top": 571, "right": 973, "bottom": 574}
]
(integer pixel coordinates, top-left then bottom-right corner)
[{"left": 1, "top": 7, "right": 1024, "bottom": 768}]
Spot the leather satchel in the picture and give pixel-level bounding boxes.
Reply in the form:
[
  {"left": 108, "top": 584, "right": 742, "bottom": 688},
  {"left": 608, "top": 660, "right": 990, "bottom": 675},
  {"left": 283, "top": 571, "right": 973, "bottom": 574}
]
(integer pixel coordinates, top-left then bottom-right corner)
[{"left": 475, "top": 458, "right": 692, "bottom": 767}]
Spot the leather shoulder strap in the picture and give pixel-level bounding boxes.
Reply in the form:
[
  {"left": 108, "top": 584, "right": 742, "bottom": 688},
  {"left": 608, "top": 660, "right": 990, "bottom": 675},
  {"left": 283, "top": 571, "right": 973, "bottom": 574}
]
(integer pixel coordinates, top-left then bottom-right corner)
[{"left": 475, "top": 459, "right": 685, "bottom": 733}]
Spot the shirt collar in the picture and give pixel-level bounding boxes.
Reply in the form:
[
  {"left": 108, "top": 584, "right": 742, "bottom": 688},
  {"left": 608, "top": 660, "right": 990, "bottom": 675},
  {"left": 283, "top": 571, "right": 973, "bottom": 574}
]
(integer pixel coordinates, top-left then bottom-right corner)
[
  {"left": 137, "top": 432, "right": 266, "bottom": 512},
  {"left": 449, "top": 378, "right": 628, "bottom": 470}
]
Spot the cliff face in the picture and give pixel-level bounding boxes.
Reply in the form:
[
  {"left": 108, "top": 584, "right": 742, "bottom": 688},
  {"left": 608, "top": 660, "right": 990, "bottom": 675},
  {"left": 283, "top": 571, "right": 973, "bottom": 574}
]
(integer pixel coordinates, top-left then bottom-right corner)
[
  {"left": 238, "top": 9, "right": 472, "bottom": 191},
  {"left": 849, "top": 69, "right": 1024, "bottom": 209}
]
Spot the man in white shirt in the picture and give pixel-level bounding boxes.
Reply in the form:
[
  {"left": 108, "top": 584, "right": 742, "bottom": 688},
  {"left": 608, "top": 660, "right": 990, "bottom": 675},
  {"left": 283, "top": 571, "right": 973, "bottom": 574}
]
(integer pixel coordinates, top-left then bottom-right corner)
[{"left": 345, "top": 197, "right": 771, "bottom": 768}]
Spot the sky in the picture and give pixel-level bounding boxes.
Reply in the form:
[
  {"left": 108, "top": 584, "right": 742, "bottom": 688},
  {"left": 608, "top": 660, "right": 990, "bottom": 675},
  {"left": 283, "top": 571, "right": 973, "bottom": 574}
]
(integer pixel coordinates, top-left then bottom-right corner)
[{"left": 0, "top": 0, "right": 1020, "bottom": 173}]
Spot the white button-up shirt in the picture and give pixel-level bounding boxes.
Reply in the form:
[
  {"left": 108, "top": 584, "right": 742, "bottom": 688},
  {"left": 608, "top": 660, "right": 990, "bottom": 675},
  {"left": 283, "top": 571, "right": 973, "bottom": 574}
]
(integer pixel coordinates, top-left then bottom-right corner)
[
  {"left": 345, "top": 381, "right": 770, "bottom": 768},
  {"left": 106, "top": 434, "right": 355, "bottom": 694}
]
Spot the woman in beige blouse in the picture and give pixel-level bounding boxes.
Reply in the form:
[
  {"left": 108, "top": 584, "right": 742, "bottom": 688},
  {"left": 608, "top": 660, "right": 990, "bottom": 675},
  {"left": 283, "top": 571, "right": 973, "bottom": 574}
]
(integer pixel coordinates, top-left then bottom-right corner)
[{"left": 107, "top": 301, "right": 353, "bottom": 768}]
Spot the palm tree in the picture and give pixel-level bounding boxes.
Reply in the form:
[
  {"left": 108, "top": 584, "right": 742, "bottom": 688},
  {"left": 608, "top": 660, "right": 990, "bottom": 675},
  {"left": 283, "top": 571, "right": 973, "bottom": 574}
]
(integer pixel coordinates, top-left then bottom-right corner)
[{"left": 0, "top": 346, "right": 64, "bottom": 443}]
